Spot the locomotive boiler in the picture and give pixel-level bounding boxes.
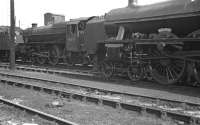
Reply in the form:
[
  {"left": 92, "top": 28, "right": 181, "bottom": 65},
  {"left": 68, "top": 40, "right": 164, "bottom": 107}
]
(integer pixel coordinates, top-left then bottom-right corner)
[{"left": 98, "top": 0, "right": 200, "bottom": 85}]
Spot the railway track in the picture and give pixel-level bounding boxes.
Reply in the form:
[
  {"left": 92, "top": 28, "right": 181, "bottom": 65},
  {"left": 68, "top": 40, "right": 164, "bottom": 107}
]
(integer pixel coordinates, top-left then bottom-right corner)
[
  {"left": 0, "top": 70, "right": 200, "bottom": 124},
  {"left": 0, "top": 96, "right": 78, "bottom": 125},
  {"left": 0, "top": 63, "right": 99, "bottom": 79},
  {"left": 1, "top": 62, "right": 199, "bottom": 88},
  {"left": 0, "top": 63, "right": 131, "bottom": 86}
]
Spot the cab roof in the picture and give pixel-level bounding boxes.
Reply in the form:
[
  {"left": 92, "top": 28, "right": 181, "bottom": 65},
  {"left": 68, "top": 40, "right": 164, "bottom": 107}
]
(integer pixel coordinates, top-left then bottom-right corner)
[{"left": 68, "top": 16, "right": 96, "bottom": 25}]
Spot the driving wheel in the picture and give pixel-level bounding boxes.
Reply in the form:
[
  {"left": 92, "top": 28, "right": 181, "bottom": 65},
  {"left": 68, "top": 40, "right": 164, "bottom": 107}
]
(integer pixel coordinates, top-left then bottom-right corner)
[
  {"left": 150, "top": 49, "right": 186, "bottom": 85},
  {"left": 127, "top": 64, "right": 143, "bottom": 82}
]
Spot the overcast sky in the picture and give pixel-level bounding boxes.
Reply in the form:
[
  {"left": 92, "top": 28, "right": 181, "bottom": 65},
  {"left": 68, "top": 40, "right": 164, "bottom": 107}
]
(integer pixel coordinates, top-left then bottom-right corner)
[{"left": 0, "top": 0, "right": 168, "bottom": 28}]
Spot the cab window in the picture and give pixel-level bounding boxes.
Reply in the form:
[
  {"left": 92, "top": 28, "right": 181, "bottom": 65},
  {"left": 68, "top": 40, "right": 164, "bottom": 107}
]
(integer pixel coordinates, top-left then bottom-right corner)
[
  {"left": 67, "top": 24, "right": 77, "bottom": 35},
  {"left": 71, "top": 24, "right": 77, "bottom": 34}
]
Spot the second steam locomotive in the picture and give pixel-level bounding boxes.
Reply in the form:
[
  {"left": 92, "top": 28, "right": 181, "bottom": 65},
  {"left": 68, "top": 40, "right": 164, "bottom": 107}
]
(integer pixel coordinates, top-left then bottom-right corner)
[{"left": 22, "top": 16, "right": 106, "bottom": 66}]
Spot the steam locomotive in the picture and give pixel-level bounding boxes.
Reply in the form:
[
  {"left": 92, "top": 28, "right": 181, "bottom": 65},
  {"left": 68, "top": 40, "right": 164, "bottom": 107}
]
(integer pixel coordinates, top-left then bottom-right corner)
[
  {"left": 1, "top": 0, "right": 200, "bottom": 85},
  {"left": 22, "top": 16, "right": 106, "bottom": 66},
  {"left": 97, "top": 0, "right": 200, "bottom": 85}
]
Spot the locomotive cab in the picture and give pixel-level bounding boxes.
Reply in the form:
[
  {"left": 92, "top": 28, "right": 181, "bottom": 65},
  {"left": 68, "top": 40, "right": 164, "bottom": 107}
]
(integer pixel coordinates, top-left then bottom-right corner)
[
  {"left": 66, "top": 20, "right": 87, "bottom": 52},
  {"left": 66, "top": 21, "right": 80, "bottom": 52},
  {"left": 64, "top": 17, "right": 95, "bottom": 66}
]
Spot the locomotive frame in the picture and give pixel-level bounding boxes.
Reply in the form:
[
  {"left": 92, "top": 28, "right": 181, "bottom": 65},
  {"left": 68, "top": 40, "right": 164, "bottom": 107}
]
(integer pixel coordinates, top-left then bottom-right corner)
[{"left": 98, "top": 37, "right": 200, "bottom": 85}]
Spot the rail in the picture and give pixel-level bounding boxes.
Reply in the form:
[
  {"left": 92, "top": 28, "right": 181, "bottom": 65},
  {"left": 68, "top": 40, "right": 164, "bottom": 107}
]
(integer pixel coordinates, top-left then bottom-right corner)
[{"left": 0, "top": 96, "right": 78, "bottom": 125}]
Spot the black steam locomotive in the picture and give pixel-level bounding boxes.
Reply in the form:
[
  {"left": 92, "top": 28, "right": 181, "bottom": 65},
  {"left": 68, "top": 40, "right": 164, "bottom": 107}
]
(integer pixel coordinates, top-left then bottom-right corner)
[
  {"left": 98, "top": 0, "right": 200, "bottom": 85},
  {"left": 22, "top": 16, "right": 106, "bottom": 66},
  {"left": 1, "top": 0, "right": 200, "bottom": 85}
]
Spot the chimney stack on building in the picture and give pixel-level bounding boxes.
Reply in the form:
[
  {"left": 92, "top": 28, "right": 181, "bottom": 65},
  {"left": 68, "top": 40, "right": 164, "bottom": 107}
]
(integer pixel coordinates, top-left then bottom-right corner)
[
  {"left": 44, "top": 13, "right": 65, "bottom": 26},
  {"left": 128, "top": 0, "right": 137, "bottom": 7},
  {"left": 32, "top": 23, "right": 37, "bottom": 28}
]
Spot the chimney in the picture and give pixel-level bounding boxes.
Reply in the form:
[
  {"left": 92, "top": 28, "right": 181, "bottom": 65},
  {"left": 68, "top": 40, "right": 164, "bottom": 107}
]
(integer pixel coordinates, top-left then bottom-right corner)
[
  {"left": 128, "top": 0, "right": 137, "bottom": 7},
  {"left": 32, "top": 23, "right": 37, "bottom": 28}
]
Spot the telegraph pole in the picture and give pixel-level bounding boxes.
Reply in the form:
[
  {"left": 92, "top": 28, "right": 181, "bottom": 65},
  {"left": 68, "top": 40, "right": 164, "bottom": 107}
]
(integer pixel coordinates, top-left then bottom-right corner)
[{"left": 10, "top": 0, "right": 15, "bottom": 70}]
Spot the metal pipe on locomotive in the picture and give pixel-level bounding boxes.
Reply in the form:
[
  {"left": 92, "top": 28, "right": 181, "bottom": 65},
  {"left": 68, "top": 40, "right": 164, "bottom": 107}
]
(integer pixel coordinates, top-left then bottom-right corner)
[{"left": 97, "top": 0, "right": 200, "bottom": 85}]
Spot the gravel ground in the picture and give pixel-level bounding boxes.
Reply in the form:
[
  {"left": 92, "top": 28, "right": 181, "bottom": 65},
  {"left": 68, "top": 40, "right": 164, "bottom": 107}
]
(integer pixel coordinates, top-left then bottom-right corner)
[
  {"left": 0, "top": 82, "right": 178, "bottom": 125},
  {"left": 0, "top": 103, "right": 55, "bottom": 125}
]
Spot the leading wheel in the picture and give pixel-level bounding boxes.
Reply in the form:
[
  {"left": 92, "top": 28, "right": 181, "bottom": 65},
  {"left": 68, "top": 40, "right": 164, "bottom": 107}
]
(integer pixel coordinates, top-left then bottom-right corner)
[
  {"left": 101, "top": 62, "right": 114, "bottom": 79},
  {"left": 31, "top": 55, "right": 37, "bottom": 65},
  {"left": 48, "top": 46, "right": 60, "bottom": 66},
  {"left": 150, "top": 49, "right": 186, "bottom": 85},
  {"left": 36, "top": 55, "right": 46, "bottom": 65},
  {"left": 127, "top": 64, "right": 143, "bottom": 82}
]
